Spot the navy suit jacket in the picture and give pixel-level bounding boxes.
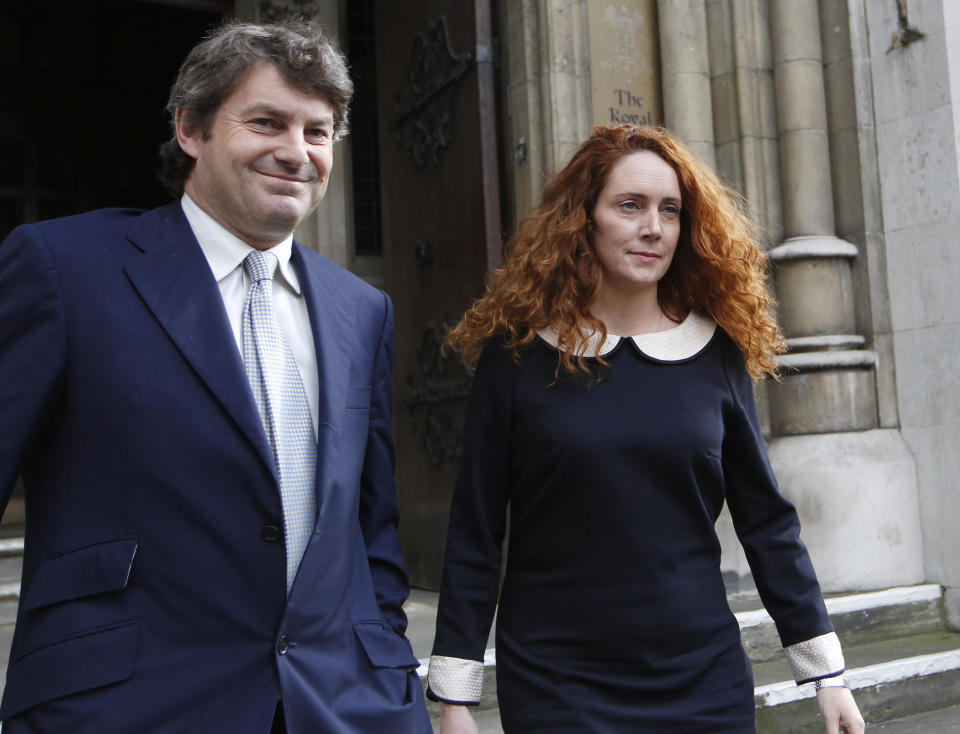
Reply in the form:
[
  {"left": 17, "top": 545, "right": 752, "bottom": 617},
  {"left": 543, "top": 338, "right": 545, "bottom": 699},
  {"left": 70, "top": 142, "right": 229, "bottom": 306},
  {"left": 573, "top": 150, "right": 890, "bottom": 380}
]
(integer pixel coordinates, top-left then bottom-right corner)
[{"left": 0, "top": 203, "right": 431, "bottom": 733}]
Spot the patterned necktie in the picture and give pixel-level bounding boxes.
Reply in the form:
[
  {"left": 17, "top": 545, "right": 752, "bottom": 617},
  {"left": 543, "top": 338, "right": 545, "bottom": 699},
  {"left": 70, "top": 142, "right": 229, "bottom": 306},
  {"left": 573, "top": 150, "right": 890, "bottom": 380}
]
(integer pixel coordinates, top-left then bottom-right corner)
[{"left": 241, "top": 250, "right": 317, "bottom": 594}]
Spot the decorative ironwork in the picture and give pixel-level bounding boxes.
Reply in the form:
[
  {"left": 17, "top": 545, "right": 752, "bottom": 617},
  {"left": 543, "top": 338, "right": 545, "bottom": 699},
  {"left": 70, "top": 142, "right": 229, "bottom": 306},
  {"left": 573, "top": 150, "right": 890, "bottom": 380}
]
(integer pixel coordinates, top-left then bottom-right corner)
[
  {"left": 390, "top": 16, "right": 489, "bottom": 167},
  {"left": 404, "top": 322, "right": 473, "bottom": 467},
  {"left": 259, "top": 0, "right": 321, "bottom": 21},
  {"left": 414, "top": 230, "right": 437, "bottom": 269}
]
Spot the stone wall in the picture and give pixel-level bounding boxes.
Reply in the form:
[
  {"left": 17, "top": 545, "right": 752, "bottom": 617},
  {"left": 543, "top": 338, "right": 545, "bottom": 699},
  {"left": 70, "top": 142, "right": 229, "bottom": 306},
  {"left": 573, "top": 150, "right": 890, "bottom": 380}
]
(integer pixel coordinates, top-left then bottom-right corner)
[{"left": 867, "top": 0, "right": 960, "bottom": 626}]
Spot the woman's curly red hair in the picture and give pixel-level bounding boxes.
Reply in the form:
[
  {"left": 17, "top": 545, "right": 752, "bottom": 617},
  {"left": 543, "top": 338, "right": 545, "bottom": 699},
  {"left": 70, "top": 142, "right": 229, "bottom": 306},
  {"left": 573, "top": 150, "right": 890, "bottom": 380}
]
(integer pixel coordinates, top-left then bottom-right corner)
[{"left": 445, "top": 125, "right": 785, "bottom": 379}]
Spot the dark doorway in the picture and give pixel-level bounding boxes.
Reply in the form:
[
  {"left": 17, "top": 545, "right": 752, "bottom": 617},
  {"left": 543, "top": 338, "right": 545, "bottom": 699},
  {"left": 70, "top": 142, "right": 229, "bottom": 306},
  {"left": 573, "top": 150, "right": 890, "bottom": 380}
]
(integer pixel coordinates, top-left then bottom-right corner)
[
  {"left": 0, "top": 0, "right": 229, "bottom": 242},
  {"left": 346, "top": 0, "right": 383, "bottom": 259},
  {"left": 0, "top": 0, "right": 229, "bottom": 528}
]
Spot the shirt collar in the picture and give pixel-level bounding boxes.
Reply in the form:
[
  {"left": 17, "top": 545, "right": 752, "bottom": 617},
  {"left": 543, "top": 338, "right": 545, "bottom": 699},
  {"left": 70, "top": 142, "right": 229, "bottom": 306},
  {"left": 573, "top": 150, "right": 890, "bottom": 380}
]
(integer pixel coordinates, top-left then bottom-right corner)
[
  {"left": 537, "top": 311, "right": 717, "bottom": 362},
  {"left": 181, "top": 193, "right": 301, "bottom": 294}
]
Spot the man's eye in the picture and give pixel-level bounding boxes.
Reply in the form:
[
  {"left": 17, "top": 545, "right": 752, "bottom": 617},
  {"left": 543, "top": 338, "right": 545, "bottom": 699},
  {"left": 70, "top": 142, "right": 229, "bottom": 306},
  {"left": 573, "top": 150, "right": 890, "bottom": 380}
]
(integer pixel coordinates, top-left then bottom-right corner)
[
  {"left": 251, "top": 118, "right": 275, "bottom": 128},
  {"left": 306, "top": 129, "right": 330, "bottom": 141}
]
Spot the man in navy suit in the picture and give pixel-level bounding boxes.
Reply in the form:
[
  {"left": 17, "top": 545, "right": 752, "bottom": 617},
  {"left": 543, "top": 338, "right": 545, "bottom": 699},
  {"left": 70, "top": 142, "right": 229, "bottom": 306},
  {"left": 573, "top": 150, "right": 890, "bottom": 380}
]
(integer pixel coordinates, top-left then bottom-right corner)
[{"left": 0, "top": 19, "right": 431, "bottom": 734}]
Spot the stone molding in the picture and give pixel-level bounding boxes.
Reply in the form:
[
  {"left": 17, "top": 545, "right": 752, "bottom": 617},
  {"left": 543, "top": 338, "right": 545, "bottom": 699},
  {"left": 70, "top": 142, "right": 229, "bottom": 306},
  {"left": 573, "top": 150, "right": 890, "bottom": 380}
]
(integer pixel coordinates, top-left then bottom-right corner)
[
  {"left": 785, "top": 334, "right": 865, "bottom": 352},
  {"left": 769, "top": 235, "right": 858, "bottom": 261},
  {"left": 777, "top": 349, "right": 877, "bottom": 372}
]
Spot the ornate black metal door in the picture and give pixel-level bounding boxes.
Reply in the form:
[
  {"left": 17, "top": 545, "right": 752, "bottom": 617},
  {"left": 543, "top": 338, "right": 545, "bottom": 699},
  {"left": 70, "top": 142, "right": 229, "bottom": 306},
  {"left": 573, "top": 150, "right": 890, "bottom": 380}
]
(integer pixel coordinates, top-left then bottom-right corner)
[{"left": 374, "top": 0, "right": 501, "bottom": 588}]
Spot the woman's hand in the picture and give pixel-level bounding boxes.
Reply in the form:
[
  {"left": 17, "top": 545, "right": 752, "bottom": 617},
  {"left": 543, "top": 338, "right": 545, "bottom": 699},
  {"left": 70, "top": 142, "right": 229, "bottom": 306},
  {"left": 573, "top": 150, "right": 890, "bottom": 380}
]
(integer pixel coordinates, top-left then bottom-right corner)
[
  {"left": 816, "top": 686, "right": 865, "bottom": 733},
  {"left": 439, "top": 703, "right": 480, "bottom": 734}
]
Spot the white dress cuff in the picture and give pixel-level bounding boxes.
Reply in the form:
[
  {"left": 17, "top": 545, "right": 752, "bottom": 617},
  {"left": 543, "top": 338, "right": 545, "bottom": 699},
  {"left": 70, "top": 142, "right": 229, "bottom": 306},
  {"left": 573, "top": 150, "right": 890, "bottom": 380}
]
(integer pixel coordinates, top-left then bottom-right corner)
[
  {"left": 427, "top": 655, "right": 484, "bottom": 704},
  {"left": 785, "top": 631, "right": 845, "bottom": 684}
]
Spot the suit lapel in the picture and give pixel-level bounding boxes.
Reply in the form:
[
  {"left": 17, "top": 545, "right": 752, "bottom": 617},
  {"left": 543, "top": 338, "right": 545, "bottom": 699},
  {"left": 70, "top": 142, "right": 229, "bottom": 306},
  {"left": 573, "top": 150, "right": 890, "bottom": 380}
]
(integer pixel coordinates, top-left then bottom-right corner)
[
  {"left": 293, "top": 243, "right": 352, "bottom": 469},
  {"left": 288, "top": 244, "right": 354, "bottom": 597},
  {"left": 121, "top": 203, "right": 276, "bottom": 475}
]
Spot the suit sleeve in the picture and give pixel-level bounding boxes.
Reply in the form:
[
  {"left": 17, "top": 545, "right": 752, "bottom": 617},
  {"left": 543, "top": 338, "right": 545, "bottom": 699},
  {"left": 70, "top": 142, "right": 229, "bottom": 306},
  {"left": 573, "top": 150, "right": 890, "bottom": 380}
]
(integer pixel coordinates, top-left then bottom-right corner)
[
  {"left": 357, "top": 292, "right": 411, "bottom": 634},
  {"left": 427, "top": 340, "right": 514, "bottom": 705},
  {"left": 720, "top": 341, "right": 845, "bottom": 684},
  {"left": 0, "top": 225, "right": 67, "bottom": 511}
]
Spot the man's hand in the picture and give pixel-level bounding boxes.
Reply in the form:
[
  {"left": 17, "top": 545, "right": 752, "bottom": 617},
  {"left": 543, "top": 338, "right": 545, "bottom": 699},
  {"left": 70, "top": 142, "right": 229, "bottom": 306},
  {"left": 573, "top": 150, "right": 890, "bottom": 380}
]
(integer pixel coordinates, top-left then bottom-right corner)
[
  {"left": 439, "top": 703, "right": 480, "bottom": 734},
  {"left": 817, "top": 686, "right": 865, "bottom": 733}
]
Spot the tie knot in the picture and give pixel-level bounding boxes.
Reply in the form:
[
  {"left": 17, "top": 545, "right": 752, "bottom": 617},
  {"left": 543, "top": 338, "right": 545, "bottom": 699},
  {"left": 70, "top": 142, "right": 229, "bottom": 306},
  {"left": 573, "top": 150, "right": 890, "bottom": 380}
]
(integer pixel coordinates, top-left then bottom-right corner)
[{"left": 244, "top": 250, "right": 279, "bottom": 284}]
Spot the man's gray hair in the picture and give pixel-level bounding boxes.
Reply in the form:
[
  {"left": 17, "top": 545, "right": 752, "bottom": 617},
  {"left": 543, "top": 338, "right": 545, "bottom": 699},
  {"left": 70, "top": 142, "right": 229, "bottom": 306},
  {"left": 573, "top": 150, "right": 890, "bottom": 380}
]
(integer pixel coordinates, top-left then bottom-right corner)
[{"left": 158, "top": 18, "right": 353, "bottom": 196}]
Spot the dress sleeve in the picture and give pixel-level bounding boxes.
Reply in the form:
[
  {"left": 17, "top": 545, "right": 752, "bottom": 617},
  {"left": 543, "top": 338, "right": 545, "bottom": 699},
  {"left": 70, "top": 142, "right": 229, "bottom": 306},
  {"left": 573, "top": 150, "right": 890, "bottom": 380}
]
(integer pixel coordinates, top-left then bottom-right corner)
[
  {"left": 427, "top": 339, "right": 515, "bottom": 705},
  {"left": 720, "top": 340, "right": 846, "bottom": 684}
]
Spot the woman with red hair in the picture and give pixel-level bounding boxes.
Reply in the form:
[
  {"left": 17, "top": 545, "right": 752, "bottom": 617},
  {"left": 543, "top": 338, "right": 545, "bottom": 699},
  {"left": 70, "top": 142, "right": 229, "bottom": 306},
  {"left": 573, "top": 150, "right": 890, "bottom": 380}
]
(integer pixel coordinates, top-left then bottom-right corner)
[{"left": 426, "top": 125, "right": 864, "bottom": 733}]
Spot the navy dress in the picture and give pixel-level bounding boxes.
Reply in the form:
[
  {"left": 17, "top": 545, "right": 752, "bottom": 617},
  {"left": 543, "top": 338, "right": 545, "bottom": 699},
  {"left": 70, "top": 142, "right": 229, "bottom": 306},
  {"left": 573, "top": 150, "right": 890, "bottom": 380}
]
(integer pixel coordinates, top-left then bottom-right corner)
[{"left": 428, "top": 315, "right": 836, "bottom": 733}]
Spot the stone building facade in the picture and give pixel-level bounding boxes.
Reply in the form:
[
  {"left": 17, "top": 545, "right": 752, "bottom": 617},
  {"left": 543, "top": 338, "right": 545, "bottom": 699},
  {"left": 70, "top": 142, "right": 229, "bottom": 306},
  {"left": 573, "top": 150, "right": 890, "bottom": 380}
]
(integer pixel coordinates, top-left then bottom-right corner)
[
  {"left": 2, "top": 0, "right": 957, "bottom": 624},
  {"left": 291, "top": 0, "right": 958, "bottom": 620}
]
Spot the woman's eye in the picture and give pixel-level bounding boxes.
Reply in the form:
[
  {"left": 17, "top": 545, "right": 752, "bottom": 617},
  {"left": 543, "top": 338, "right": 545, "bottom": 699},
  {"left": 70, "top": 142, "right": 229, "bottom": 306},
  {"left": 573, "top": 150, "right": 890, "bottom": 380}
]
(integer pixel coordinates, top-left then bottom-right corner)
[
  {"left": 619, "top": 201, "right": 638, "bottom": 210},
  {"left": 662, "top": 205, "right": 680, "bottom": 217}
]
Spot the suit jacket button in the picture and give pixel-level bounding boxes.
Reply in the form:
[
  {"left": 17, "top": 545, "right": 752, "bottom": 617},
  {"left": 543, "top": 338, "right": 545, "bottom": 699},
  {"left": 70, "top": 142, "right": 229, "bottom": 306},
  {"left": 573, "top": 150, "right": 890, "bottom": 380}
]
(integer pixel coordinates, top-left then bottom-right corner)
[
  {"left": 277, "top": 635, "right": 289, "bottom": 655},
  {"left": 261, "top": 525, "right": 282, "bottom": 543}
]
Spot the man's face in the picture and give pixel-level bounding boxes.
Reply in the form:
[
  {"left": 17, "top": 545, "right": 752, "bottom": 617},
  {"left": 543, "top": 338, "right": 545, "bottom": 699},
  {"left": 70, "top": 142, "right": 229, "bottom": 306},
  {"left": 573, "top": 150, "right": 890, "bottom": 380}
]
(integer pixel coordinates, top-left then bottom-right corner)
[{"left": 177, "top": 62, "right": 335, "bottom": 249}]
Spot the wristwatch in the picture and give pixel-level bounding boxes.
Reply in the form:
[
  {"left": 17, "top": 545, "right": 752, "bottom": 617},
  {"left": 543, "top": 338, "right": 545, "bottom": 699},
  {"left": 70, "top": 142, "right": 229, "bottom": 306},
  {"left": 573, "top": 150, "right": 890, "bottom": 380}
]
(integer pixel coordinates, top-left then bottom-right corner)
[{"left": 813, "top": 674, "right": 848, "bottom": 691}]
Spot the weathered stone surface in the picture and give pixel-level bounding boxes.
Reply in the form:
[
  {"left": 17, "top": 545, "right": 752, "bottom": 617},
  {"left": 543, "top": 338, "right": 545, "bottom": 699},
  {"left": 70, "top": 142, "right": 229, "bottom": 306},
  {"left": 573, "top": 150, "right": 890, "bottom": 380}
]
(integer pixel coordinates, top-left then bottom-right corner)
[
  {"left": 773, "top": 255, "right": 857, "bottom": 338},
  {"left": 767, "top": 430, "right": 924, "bottom": 591}
]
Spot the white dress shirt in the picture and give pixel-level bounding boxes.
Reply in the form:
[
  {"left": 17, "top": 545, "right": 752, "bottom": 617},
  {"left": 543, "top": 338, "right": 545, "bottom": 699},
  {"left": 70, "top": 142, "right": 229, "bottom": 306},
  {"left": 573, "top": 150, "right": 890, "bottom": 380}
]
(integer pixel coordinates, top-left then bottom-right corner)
[{"left": 181, "top": 194, "right": 319, "bottom": 434}]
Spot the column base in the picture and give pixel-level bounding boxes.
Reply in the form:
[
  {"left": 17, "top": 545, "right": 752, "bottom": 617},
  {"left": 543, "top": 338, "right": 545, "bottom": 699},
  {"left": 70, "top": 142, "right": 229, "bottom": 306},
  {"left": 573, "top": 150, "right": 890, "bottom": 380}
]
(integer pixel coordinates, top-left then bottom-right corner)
[
  {"left": 719, "top": 429, "right": 925, "bottom": 593},
  {"left": 768, "top": 351, "right": 878, "bottom": 435}
]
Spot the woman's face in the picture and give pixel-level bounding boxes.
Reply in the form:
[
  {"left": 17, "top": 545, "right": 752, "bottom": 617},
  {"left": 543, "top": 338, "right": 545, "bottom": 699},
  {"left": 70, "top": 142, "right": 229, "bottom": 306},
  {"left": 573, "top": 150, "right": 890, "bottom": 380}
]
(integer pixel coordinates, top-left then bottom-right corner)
[{"left": 590, "top": 150, "right": 682, "bottom": 299}]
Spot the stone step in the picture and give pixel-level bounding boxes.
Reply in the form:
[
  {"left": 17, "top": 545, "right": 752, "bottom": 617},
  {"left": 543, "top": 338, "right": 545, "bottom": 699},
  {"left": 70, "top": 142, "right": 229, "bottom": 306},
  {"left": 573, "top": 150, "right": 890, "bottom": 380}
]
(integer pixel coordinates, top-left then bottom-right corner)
[
  {"left": 873, "top": 703, "right": 960, "bottom": 732},
  {"left": 422, "top": 633, "right": 960, "bottom": 733},
  {"left": 409, "top": 586, "right": 959, "bottom": 733},
  {"left": 0, "top": 544, "right": 952, "bottom": 733},
  {"left": 756, "top": 631, "right": 960, "bottom": 732},
  {"left": 0, "top": 538, "right": 23, "bottom": 634},
  {"left": 0, "top": 537, "right": 24, "bottom": 590},
  {"left": 410, "top": 585, "right": 948, "bottom": 677},
  {"left": 0, "top": 536, "right": 21, "bottom": 705},
  {"left": 741, "top": 584, "right": 944, "bottom": 663}
]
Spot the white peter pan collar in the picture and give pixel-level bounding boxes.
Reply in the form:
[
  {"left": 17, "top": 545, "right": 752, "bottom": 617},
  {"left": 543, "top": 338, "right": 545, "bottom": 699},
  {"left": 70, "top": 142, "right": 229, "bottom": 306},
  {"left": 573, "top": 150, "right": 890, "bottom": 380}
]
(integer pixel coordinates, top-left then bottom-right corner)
[{"left": 537, "top": 311, "right": 717, "bottom": 362}]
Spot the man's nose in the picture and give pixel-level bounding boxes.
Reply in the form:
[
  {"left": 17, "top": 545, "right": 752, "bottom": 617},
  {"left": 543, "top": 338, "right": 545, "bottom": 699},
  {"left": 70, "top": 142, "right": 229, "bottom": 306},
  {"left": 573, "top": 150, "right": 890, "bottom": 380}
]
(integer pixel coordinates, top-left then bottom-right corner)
[{"left": 273, "top": 129, "right": 311, "bottom": 168}]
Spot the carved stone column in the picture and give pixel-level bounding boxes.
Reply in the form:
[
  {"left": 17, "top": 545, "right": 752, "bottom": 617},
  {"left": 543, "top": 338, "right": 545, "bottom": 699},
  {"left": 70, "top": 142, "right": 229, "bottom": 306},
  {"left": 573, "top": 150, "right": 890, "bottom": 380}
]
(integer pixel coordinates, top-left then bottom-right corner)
[
  {"left": 657, "top": 0, "right": 716, "bottom": 168},
  {"left": 767, "top": 0, "right": 874, "bottom": 434},
  {"left": 762, "top": 0, "right": 923, "bottom": 591},
  {"left": 710, "top": 0, "right": 783, "bottom": 242},
  {"left": 504, "top": 0, "right": 593, "bottom": 215}
]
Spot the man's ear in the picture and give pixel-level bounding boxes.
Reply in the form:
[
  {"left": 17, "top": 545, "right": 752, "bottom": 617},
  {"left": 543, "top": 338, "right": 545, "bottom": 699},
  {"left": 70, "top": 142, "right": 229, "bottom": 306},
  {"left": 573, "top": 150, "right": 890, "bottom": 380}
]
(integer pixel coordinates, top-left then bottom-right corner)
[{"left": 174, "top": 108, "right": 201, "bottom": 159}]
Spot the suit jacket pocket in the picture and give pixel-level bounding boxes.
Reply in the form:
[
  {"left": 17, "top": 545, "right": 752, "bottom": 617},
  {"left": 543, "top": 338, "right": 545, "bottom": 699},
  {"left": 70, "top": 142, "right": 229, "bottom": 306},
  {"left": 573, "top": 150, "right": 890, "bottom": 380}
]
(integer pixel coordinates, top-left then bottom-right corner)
[
  {"left": 0, "top": 620, "right": 140, "bottom": 720},
  {"left": 345, "top": 385, "right": 372, "bottom": 410},
  {"left": 23, "top": 536, "right": 139, "bottom": 611},
  {"left": 353, "top": 622, "right": 420, "bottom": 670}
]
